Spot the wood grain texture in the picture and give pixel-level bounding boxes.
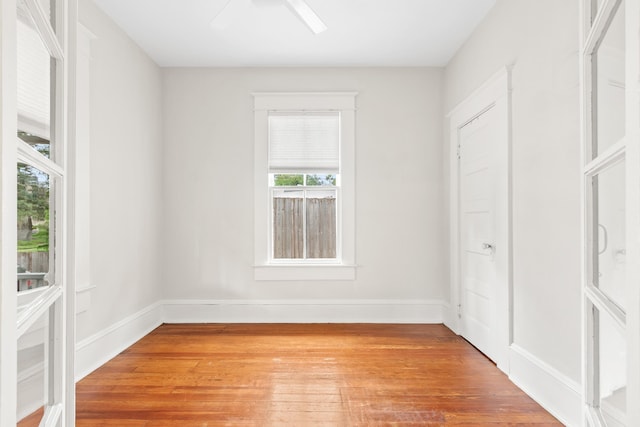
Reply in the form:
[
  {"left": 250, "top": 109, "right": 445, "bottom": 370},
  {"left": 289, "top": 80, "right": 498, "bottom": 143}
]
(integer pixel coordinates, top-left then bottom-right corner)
[
  {"left": 17, "top": 406, "right": 43, "bottom": 427},
  {"left": 75, "top": 324, "right": 561, "bottom": 426}
]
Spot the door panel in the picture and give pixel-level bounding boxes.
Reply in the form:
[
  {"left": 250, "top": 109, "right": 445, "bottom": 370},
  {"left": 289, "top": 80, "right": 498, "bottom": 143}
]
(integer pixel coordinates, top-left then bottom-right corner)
[
  {"left": 459, "top": 105, "right": 499, "bottom": 362},
  {"left": 582, "top": 0, "right": 640, "bottom": 424},
  {"left": 10, "top": 0, "right": 68, "bottom": 425}
]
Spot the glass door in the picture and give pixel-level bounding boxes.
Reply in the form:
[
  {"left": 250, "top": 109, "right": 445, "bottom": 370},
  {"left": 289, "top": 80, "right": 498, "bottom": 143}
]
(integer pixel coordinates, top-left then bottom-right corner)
[
  {"left": 1, "top": 0, "right": 73, "bottom": 425},
  {"left": 581, "top": 0, "right": 640, "bottom": 425}
]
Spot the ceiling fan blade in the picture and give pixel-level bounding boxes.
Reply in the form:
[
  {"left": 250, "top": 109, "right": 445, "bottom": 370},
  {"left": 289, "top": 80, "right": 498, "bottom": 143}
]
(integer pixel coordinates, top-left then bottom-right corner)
[
  {"left": 211, "top": 0, "right": 251, "bottom": 30},
  {"left": 284, "top": 0, "right": 327, "bottom": 34}
]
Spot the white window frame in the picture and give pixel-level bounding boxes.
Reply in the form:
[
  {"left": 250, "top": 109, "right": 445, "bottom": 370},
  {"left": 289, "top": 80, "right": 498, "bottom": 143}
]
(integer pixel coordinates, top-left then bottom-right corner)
[{"left": 253, "top": 92, "right": 357, "bottom": 281}]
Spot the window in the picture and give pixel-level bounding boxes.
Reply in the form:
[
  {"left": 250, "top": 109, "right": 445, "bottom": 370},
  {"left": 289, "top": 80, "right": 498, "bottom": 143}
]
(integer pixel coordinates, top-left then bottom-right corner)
[
  {"left": 269, "top": 112, "right": 339, "bottom": 261},
  {"left": 253, "top": 93, "right": 356, "bottom": 280}
]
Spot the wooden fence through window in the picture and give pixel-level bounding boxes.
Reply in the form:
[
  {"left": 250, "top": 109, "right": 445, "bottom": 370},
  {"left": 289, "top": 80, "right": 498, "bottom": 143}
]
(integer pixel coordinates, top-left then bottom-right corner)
[
  {"left": 273, "top": 197, "right": 336, "bottom": 259},
  {"left": 17, "top": 251, "right": 49, "bottom": 273}
]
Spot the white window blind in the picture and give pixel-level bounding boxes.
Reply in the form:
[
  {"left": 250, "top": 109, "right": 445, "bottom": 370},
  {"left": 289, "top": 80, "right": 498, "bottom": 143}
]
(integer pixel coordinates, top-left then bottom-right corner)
[
  {"left": 17, "top": 10, "right": 51, "bottom": 140},
  {"left": 268, "top": 112, "right": 340, "bottom": 173}
]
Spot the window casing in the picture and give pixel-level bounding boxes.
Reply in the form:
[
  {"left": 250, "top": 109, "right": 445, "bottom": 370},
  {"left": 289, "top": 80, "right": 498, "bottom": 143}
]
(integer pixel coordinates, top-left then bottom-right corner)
[{"left": 253, "top": 93, "right": 356, "bottom": 281}]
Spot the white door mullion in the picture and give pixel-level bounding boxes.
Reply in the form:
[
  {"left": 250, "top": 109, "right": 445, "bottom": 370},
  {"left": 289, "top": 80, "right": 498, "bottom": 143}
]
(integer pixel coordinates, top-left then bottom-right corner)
[
  {"left": 585, "top": 285, "right": 625, "bottom": 328},
  {"left": 21, "top": 0, "right": 64, "bottom": 61},
  {"left": 16, "top": 286, "right": 61, "bottom": 337},
  {"left": 17, "top": 138, "right": 64, "bottom": 177}
]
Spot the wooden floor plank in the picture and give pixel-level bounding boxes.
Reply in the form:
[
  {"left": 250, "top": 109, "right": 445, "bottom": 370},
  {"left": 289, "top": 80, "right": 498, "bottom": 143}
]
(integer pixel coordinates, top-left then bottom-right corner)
[{"left": 74, "top": 324, "right": 561, "bottom": 426}]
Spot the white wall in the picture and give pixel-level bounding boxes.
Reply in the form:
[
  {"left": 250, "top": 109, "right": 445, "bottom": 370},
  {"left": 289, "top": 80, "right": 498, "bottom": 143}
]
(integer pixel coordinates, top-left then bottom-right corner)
[
  {"left": 161, "top": 68, "right": 446, "bottom": 312},
  {"left": 76, "top": 1, "right": 164, "bottom": 343},
  {"left": 444, "top": 0, "right": 582, "bottom": 420}
]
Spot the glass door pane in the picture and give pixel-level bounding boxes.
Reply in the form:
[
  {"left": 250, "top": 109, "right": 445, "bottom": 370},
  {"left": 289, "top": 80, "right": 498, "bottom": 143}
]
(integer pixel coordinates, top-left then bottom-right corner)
[
  {"left": 592, "top": 0, "right": 625, "bottom": 158},
  {"left": 592, "top": 160, "right": 626, "bottom": 310},
  {"left": 16, "top": 310, "right": 49, "bottom": 426},
  {"left": 17, "top": 1, "right": 56, "bottom": 161},
  {"left": 17, "top": 163, "right": 54, "bottom": 292},
  {"left": 596, "top": 307, "right": 627, "bottom": 425}
]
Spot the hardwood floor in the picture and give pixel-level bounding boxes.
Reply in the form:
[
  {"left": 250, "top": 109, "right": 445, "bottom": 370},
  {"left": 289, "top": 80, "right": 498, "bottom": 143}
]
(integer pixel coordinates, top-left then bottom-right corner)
[
  {"left": 75, "top": 324, "right": 561, "bottom": 426},
  {"left": 17, "top": 407, "right": 43, "bottom": 427}
]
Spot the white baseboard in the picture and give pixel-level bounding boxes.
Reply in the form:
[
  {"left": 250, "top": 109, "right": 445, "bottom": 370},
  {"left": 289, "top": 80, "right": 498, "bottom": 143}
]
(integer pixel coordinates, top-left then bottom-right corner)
[
  {"left": 509, "top": 344, "right": 582, "bottom": 427},
  {"left": 75, "top": 302, "right": 164, "bottom": 381},
  {"left": 162, "top": 299, "right": 445, "bottom": 324}
]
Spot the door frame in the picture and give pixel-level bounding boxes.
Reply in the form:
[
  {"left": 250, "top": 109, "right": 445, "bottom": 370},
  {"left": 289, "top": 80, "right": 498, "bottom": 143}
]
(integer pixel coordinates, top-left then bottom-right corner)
[{"left": 447, "top": 66, "right": 513, "bottom": 373}]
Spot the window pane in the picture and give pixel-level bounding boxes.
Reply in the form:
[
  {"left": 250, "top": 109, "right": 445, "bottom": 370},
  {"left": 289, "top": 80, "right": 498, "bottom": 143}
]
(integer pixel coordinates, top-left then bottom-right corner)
[
  {"left": 306, "top": 174, "right": 337, "bottom": 186},
  {"left": 593, "top": 160, "right": 625, "bottom": 310},
  {"left": 17, "top": 3, "right": 55, "bottom": 160},
  {"left": 16, "top": 310, "right": 49, "bottom": 426},
  {"left": 17, "top": 163, "right": 53, "bottom": 292},
  {"left": 596, "top": 308, "right": 627, "bottom": 425},
  {"left": 592, "top": 0, "right": 625, "bottom": 158},
  {"left": 273, "top": 189, "right": 304, "bottom": 259},
  {"left": 273, "top": 174, "right": 304, "bottom": 186},
  {"left": 306, "top": 190, "right": 336, "bottom": 259}
]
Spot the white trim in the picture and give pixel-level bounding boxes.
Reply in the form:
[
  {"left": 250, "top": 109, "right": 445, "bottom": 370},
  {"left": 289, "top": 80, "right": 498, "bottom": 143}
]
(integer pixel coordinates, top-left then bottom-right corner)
[
  {"left": 162, "top": 299, "right": 445, "bottom": 324},
  {"left": 447, "top": 66, "right": 513, "bottom": 119},
  {"left": 75, "top": 285, "right": 95, "bottom": 314},
  {"left": 509, "top": 344, "right": 582, "bottom": 427},
  {"left": 447, "top": 66, "right": 512, "bottom": 373},
  {"left": 40, "top": 404, "right": 62, "bottom": 427},
  {"left": 583, "top": 139, "right": 625, "bottom": 177},
  {"left": 583, "top": 0, "right": 622, "bottom": 57},
  {"left": 74, "top": 302, "right": 163, "bottom": 381},
  {"left": 585, "top": 285, "right": 626, "bottom": 329}
]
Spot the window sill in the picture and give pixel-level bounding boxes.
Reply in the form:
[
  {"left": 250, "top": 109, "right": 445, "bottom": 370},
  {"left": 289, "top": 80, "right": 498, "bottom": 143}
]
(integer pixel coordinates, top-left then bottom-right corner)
[{"left": 254, "top": 264, "right": 357, "bottom": 281}]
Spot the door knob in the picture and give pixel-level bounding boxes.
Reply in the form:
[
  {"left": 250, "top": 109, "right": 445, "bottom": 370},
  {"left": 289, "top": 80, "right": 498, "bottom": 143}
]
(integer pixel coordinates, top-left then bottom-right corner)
[{"left": 482, "top": 243, "right": 494, "bottom": 250}]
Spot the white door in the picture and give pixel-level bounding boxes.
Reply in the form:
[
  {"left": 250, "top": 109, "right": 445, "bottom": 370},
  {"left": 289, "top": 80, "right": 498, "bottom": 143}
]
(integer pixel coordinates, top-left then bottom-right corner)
[{"left": 458, "top": 105, "right": 500, "bottom": 362}]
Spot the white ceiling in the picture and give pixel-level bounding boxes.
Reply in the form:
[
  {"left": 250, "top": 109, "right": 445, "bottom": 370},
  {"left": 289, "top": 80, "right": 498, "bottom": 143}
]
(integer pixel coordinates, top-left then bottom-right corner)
[{"left": 91, "top": 0, "right": 496, "bottom": 67}]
